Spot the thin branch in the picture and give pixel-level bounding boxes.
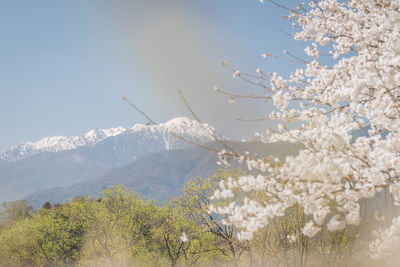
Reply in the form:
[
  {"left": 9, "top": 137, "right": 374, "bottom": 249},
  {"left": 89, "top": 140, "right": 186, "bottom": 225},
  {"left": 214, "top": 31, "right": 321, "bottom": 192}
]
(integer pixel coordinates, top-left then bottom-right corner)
[
  {"left": 122, "top": 95, "right": 220, "bottom": 154},
  {"left": 177, "top": 90, "right": 240, "bottom": 158},
  {"left": 265, "top": 0, "right": 299, "bottom": 14},
  {"left": 215, "top": 87, "right": 268, "bottom": 100},
  {"left": 285, "top": 50, "right": 309, "bottom": 64},
  {"left": 279, "top": 28, "right": 295, "bottom": 37},
  {"left": 122, "top": 94, "right": 157, "bottom": 125},
  {"left": 236, "top": 117, "right": 270, "bottom": 122},
  {"left": 266, "top": 53, "right": 307, "bottom": 65}
]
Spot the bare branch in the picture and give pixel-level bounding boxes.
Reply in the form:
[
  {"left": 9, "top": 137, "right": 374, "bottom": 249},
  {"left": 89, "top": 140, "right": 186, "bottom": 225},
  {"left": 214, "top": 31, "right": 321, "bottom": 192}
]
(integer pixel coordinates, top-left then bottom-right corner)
[
  {"left": 122, "top": 94, "right": 220, "bottom": 154},
  {"left": 178, "top": 90, "right": 240, "bottom": 158}
]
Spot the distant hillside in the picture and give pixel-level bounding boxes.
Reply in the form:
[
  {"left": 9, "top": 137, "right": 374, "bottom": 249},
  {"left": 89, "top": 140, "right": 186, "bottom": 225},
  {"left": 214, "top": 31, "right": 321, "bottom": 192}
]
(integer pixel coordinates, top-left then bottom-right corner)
[
  {"left": 25, "top": 148, "right": 218, "bottom": 208},
  {"left": 26, "top": 141, "right": 302, "bottom": 208},
  {"left": 0, "top": 151, "right": 109, "bottom": 202}
]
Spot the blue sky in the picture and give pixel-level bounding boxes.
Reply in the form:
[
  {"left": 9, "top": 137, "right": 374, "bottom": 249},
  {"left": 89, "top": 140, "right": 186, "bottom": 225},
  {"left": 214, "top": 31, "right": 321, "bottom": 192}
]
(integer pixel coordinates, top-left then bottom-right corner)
[{"left": 0, "top": 0, "right": 303, "bottom": 153}]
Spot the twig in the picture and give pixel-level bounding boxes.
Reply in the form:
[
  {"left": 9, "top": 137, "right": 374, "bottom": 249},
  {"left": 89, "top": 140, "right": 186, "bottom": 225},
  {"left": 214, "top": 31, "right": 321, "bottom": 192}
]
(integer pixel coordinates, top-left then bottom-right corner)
[
  {"left": 178, "top": 90, "right": 240, "bottom": 158},
  {"left": 236, "top": 117, "right": 271, "bottom": 122},
  {"left": 122, "top": 95, "right": 220, "bottom": 154},
  {"left": 214, "top": 87, "right": 268, "bottom": 100}
]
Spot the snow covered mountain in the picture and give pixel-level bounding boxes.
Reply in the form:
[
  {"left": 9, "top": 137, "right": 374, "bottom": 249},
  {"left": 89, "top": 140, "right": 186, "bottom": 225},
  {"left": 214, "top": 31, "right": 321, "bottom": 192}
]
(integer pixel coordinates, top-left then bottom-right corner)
[
  {"left": 0, "top": 127, "right": 127, "bottom": 162},
  {"left": 0, "top": 117, "right": 223, "bottom": 163},
  {"left": 0, "top": 117, "right": 306, "bottom": 205},
  {"left": 0, "top": 117, "right": 224, "bottom": 202},
  {"left": 72, "top": 117, "right": 224, "bottom": 167}
]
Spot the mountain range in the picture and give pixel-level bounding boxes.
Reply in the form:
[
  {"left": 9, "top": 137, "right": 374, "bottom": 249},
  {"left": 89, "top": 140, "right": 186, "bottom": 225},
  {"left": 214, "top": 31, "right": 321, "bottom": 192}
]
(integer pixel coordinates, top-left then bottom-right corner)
[
  {"left": 0, "top": 117, "right": 301, "bottom": 208},
  {"left": 1, "top": 117, "right": 222, "bottom": 166}
]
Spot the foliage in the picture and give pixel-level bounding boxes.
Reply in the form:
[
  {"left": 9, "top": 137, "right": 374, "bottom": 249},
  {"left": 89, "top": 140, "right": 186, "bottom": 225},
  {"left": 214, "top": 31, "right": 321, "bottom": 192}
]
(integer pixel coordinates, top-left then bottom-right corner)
[
  {"left": 0, "top": 185, "right": 223, "bottom": 267},
  {"left": 0, "top": 170, "right": 372, "bottom": 267},
  {"left": 175, "top": 169, "right": 245, "bottom": 261},
  {"left": 0, "top": 199, "right": 87, "bottom": 266},
  {"left": 76, "top": 186, "right": 152, "bottom": 266},
  {"left": 0, "top": 200, "right": 33, "bottom": 227},
  {"left": 148, "top": 205, "right": 218, "bottom": 267}
]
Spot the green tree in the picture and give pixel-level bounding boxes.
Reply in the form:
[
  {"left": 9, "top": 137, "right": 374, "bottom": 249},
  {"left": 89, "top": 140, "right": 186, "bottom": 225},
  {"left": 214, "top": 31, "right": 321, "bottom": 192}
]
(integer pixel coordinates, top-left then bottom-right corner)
[
  {"left": 0, "top": 199, "right": 88, "bottom": 266},
  {"left": 174, "top": 168, "right": 248, "bottom": 264},
  {"left": 0, "top": 200, "right": 33, "bottom": 227},
  {"left": 149, "top": 205, "right": 218, "bottom": 267},
  {"left": 76, "top": 186, "right": 155, "bottom": 266}
]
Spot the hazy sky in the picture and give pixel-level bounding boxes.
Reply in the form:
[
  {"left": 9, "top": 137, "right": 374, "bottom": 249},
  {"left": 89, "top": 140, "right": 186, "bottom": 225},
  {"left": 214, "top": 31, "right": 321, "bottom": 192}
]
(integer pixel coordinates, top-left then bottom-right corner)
[{"left": 0, "top": 0, "right": 304, "bottom": 153}]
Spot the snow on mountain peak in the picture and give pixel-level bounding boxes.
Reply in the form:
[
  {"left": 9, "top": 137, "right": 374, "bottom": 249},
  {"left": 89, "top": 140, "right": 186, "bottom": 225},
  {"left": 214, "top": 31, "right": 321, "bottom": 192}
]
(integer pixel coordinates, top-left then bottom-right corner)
[
  {"left": 163, "top": 116, "right": 195, "bottom": 127},
  {"left": 0, "top": 126, "right": 129, "bottom": 162},
  {"left": 84, "top": 127, "right": 127, "bottom": 142},
  {"left": 162, "top": 117, "right": 220, "bottom": 136},
  {"left": 0, "top": 117, "right": 223, "bottom": 162}
]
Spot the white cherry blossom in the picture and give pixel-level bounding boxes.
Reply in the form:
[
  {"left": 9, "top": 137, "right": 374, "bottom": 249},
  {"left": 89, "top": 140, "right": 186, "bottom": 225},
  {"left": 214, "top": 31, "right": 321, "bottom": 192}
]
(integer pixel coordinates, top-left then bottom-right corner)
[{"left": 213, "top": 0, "right": 400, "bottom": 260}]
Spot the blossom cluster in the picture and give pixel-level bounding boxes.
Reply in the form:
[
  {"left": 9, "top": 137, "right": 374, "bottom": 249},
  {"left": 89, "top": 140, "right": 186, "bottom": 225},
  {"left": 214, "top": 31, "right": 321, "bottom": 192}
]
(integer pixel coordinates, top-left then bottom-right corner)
[{"left": 212, "top": 0, "right": 400, "bottom": 260}]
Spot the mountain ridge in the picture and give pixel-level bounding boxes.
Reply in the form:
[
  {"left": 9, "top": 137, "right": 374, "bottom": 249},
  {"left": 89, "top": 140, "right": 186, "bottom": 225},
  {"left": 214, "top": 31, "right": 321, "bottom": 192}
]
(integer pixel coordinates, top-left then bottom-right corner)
[
  {"left": 0, "top": 117, "right": 225, "bottom": 202},
  {"left": 0, "top": 118, "right": 304, "bottom": 206},
  {"left": 0, "top": 117, "right": 223, "bottom": 163}
]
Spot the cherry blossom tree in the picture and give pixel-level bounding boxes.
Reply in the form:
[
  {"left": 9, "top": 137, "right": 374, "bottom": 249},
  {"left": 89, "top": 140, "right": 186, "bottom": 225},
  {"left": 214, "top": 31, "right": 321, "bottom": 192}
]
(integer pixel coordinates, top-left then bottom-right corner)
[{"left": 210, "top": 0, "right": 400, "bottom": 261}]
